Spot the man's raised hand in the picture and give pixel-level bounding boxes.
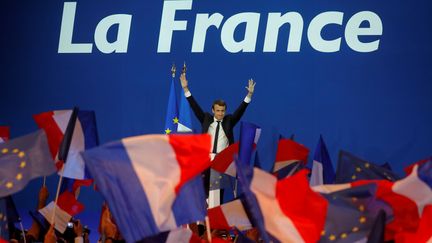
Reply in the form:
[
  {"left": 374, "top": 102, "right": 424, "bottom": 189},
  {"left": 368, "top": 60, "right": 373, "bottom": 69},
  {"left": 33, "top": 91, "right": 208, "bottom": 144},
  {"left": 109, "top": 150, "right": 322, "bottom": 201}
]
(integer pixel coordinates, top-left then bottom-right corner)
[
  {"left": 246, "top": 78, "right": 256, "bottom": 95},
  {"left": 180, "top": 73, "right": 189, "bottom": 92}
]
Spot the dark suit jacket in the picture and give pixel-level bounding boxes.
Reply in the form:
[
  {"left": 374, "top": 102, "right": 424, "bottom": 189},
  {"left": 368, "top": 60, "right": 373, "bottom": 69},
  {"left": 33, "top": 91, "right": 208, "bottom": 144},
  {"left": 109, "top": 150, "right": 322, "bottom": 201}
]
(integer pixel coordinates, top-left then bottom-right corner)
[{"left": 186, "top": 95, "right": 249, "bottom": 145}]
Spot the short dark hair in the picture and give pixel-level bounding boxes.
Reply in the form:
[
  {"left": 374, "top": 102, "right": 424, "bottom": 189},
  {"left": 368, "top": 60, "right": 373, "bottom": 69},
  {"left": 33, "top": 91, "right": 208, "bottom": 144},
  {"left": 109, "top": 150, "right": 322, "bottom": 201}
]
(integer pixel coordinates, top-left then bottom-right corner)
[{"left": 212, "top": 99, "right": 227, "bottom": 109}]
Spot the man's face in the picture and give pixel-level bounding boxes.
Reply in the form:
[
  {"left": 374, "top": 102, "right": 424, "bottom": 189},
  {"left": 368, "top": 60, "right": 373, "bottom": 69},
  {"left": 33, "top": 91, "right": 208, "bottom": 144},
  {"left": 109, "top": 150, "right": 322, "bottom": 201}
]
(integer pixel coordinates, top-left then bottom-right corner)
[{"left": 212, "top": 104, "right": 226, "bottom": 121}]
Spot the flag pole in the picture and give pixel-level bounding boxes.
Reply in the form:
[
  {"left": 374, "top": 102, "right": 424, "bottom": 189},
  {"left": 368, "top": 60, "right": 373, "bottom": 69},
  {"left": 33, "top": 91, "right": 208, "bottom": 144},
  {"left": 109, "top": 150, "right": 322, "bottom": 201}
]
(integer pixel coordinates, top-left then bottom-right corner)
[
  {"left": 19, "top": 221, "right": 27, "bottom": 243},
  {"left": 233, "top": 176, "right": 238, "bottom": 198},
  {"left": 50, "top": 107, "right": 79, "bottom": 225},
  {"left": 205, "top": 216, "right": 212, "bottom": 243}
]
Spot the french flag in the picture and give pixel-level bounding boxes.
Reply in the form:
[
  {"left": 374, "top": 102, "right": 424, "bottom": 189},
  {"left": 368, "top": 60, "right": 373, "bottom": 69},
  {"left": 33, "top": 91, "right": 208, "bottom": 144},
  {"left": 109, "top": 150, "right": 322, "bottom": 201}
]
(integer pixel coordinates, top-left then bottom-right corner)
[
  {"left": 0, "top": 126, "right": 9, "bottom": 143},
  {"left": 208, "top": 199, "right": 252, "bottom": 231},
  {"left": 310, "top": 135, "right": 335, "bottom": 186},
  {"left": 313, "top": 160, "right": 432, "bottom": 241},
  {"left": 273, "top": 139, "right": 309, "bottom": 174},
  {"left": 82, "top": 134, "right": 211, "bottom": 242},
  {"left": 211, "top": 142, "right": 239, "bottom": 177},
  {"left": 33, "top": 110, "right": 99, "bottom": 179},
  {"left": 236, "top": 159, "right": 327, "bottom": 242}
]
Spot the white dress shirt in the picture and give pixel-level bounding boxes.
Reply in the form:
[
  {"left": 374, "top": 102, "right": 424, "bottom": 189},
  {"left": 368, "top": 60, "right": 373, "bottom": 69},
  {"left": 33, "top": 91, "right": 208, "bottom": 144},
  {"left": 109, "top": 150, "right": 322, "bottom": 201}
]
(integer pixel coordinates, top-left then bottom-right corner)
[{"left": 208, "top": 118, "right": 229, "bottom": 154}]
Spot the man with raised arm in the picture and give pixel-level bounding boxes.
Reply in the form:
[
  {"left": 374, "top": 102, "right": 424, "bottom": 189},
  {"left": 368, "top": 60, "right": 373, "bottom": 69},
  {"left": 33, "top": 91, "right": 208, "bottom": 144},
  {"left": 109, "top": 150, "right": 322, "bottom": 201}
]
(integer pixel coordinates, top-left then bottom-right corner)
[{"left": 180, "top": 72, "right": 256, "bottom": 206}]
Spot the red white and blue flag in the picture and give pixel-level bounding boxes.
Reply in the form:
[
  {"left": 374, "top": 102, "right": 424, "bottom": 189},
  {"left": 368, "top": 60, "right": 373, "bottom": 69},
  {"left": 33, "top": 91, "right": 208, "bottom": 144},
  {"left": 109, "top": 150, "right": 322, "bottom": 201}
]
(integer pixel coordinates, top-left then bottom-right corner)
[
  {"left": 211, "top": 122, "right": 260, "bottom": 177},
  {"left": 310, "top": 135, "right": 335, "bottom": 186},
  {"left": 82, "top": 134, "right": 211, "bottom": 242},
  {"left": 236, "top": 159, "right": 327, "bottom": 242},
  {"left": 272, "top": 139, "right": 309, "bottom": 179},
  {"left": 33, "top": 110, "right": 99, "bottom": 179},
  {"left": 208, "top": 199, "right": 252, "bottom": 231}
]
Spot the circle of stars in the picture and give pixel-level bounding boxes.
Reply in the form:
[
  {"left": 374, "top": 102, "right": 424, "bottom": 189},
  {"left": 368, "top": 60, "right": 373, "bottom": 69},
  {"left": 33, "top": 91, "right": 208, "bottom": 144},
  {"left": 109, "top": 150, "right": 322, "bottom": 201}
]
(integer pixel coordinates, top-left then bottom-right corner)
[
  {"left": 320, "top": 196, "right": 368, "bottom": 241},
  {"left": 0, "top": 147, "right": 27, "bottom": 191}
]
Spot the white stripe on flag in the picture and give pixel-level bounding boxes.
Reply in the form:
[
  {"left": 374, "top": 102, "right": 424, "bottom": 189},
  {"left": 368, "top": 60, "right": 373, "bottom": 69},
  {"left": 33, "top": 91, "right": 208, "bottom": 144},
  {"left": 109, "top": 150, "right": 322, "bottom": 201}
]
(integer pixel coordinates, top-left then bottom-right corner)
[
  {"left": 177, "top": 123, "right": 192, "bottom": 133},
  {"left": 123, "top": 135, "right": 180, "bottom": 231},
  {"left": 39, "top": 201, "right": 72, "bottom": 233},
  {"left": 311, "top": 183, "right": 351, "bottom": 194},
  {"left": 166, "top": 228, "right": 193, "bottom": 243},
  {"left": 53, "top": 110, "right": 86, "bottom": 179},
  {"left": 53, "top": 110, "right": 72, "bottom": 133},
  {"left": 273, "top": 160, "right": 298, "bottom": 172},
  {"left": 392, "top": 165, "right": 432, "bottom": 216},
  {"left": 310, "top": 160, "right": 324, "bottom": 186},
  {"left": 251, "top": 168, "right": 304, "bottom": 243},
  {"left": 221, "top": 199, "right": 252, "bottom": 230}
]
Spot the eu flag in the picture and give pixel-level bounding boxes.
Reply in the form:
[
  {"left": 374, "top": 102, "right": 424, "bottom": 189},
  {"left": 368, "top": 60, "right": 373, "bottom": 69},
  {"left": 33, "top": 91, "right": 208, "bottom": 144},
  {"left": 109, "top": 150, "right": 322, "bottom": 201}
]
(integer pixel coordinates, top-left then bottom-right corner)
[
  {"left": 318, "top": 184, "right": 392, "bottom": 243},
  {"left": 164, "top": 78, "right": 179, "bottom": 135},
  {"left": 0, "top": 198, "right": 9, "bottom": 240},
  {"left": 335, "top": 150, "right": 400, "bottom": 183},
  {"left": 177, "top": 87, "right": 193, "bottom": 133},
  {"left": 0, "top": 130, "right": 56, "bottom": 197}
]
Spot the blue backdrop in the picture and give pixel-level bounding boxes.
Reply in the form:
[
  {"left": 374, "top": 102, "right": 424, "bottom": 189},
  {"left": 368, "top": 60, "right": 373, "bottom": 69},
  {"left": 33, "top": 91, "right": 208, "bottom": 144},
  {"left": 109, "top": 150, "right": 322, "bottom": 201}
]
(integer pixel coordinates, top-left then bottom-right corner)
[{"left": 1, "top": 0, "right": 431, "bottom": 241}]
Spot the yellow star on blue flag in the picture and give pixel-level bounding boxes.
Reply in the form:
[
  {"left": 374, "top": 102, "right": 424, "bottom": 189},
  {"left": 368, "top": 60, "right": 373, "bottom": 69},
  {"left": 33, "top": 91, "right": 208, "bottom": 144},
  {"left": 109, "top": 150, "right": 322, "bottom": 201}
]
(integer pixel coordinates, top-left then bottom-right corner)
[
  {"left": 164, "top": 78, "right": 179, "bottom": 134},
  {"left": 0, "top": 130, "right": 56, "bottom": 197}
]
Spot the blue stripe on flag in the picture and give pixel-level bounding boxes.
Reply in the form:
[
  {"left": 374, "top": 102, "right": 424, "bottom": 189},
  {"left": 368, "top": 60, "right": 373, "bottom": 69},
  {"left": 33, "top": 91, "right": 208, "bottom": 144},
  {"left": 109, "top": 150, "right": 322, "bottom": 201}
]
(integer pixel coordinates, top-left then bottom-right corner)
[
  {"left": 82, "top": 141, "right": 159, "bottom": 242},
  {"left": 172, "top": 175, "right": 207, "bottom": 225}
]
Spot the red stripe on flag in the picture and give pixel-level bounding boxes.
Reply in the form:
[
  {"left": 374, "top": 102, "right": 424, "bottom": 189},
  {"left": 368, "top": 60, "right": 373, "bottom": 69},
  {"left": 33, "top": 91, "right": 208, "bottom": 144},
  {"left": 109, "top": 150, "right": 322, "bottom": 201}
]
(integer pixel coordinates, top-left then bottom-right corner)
[
  {"left": 353, "top": 180, "right": 420, "bottom": 241},
  {"left": 212, "top": 142, "right": 239, "bottom": 173},
  {"left": 57, "top": 191, "right": 85, "bottom": 216},
  {"left": 33, "top": 111, "right": 64, "bottom": 160},
  {"left": 208, "top": 206, "right": 231, "bottom": 230},
  {"left": 394, "top": 205, "right": 432, "bottom": 243},
  {"left": 275, "top": 139, "right": 309, "bottom": 163},
  {"left": 275, "top": 169, "right": 328, "bottom": 243},
  {"left": 0, "top": 126, "right": 10, "bottom": 141},
  {"left": 404, "top": 158, "right": 430, "bottom": 175},
  {"left": 169, "top": 134, "right": 212, "bottom": 193}
]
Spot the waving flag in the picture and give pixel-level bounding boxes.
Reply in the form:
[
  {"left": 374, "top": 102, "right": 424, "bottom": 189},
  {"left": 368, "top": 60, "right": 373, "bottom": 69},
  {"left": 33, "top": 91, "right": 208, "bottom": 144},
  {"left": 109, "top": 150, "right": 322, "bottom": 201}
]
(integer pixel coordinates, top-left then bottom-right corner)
[
  {"left": 317, "top": 184, "right": 390, "bottom": 242},
  {"left": 335, "top": 150, "right": 400, "bottom": 183},
  {"left": 314, "top": 160, "right": 432, "bottom": 241},
  {"left": 236, "top": 158, "right": 328, "bottom": 243},
  {"left": 82, "top": 134, "right": 211, "bottom": 242},
  {"left": 310, "top": 135, "right": 335, "bottom": 186},
  {"left": 33, "top": 110, "right": 99, "bottom": 179},
  {"left": 239, "top": 122, "right": 261, "bottom": 166},
  {"left": 211, "top": 122, "right": 260, "bottom": 177},
  {"left": 208, "top": 199, "right": 252, "bottom": 231},
  {"left": 0, "top": 130, "right": 56, "bottom": 197},
  {"left": 395, "top": 205, "right": 432, "bottom": 243},
  {"left": 403, "top": 157, "right": 431, "bottom": 175},
  {"left": 0, "top": 126, "right": 9, "bottom": 143},
  {"left": 164, "top": 78, "right": 179, "bottom": 135},
  {"left": 0, "top": 196, "right": 20, "bottom": 241},
  {"left": 253, "top": 126, "right": 280, "bottom": 172},
  {"left": 211, "top": 142, "right": 239, "bottom": 177},
  {"left": 273, "top": 139, "right": 309, "bottom": 177},
  {"left": 38, "top": 201, "right": 72, "bottom": 233},
  {"left": 0, "top": 198, "right": 10, "bottom": 240}
]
